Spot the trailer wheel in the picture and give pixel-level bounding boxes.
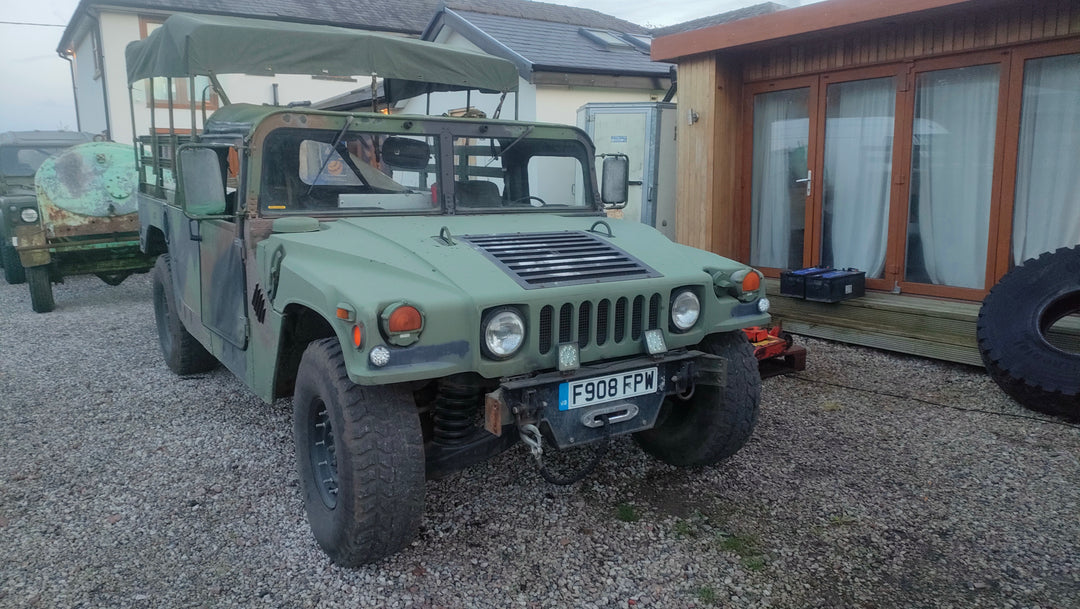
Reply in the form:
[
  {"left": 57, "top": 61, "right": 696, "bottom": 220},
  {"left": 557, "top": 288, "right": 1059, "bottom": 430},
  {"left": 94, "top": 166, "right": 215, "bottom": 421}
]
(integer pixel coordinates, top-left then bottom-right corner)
[
  {"left": 26, "top": 265, "right": 54, "bottom": 313},
  {"left": 634, "top": 331, "right": 760, "bottom": 466},
  {"left": 293, "top": 338, "right": 425, "bottom": 566},
  {"left": 152, "top": 254, "right": 217, "bottom": 374},
  {"left": 977, "top": 245, "right": 1080, "bottom": 420},
  {"left": 2, "top": 244, "right": 25, "bottom": 284}
]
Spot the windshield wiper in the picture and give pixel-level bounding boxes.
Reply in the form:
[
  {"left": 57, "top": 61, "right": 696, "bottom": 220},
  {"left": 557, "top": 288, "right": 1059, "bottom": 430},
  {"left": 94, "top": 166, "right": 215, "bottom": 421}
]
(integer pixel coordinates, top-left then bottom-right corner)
[
  {"left": 305, "top": 116, "right": 355, "bottom": 197},
  {"left": 485, "top": 125, "right": 534, "bottom": 167}
]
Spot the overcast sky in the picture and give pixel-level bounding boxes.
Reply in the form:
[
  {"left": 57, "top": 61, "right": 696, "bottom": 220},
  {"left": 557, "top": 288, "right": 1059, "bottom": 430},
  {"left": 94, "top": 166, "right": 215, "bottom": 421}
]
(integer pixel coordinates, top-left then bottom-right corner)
[{"left": 0, "top": 0, "right": 812, "bottom": 134}]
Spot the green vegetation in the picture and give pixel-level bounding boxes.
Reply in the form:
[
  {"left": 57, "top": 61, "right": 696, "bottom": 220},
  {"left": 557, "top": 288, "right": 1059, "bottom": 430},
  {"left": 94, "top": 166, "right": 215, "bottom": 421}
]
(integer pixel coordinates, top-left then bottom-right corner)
[{"left": 615, "top": 503, "right": 639, "bottom": 522}]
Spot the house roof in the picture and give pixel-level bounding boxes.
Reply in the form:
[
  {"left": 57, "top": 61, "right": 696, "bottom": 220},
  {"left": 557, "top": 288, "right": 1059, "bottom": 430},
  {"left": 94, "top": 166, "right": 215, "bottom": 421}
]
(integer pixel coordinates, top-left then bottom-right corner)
[
  {"left": 652, "top": 0, "right": 988, "bottom": 61},
  {"left": 58, "top": 0, "right": 651, "bottom": 56},
  {"left": 650, "top": 2, "right": 787, "bottom": 38},
  {"left": 426, "top": 8, "right": 671, "bottom": 80}
]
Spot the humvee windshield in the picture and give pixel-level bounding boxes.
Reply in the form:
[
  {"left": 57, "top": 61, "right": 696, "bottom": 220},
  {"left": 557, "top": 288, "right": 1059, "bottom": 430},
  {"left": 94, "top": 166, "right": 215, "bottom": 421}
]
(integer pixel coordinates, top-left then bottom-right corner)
[
  {"left": 258, "top": 127, "right": 594, "bottom": 215},
  {"left": 0, "top": 146, "right": 69, "bottom": 177}
]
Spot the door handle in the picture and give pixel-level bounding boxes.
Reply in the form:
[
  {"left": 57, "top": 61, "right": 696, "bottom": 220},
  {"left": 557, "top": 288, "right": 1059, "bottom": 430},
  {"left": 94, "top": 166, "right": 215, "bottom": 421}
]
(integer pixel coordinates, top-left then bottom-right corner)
[{"left": 794, "top": 170, "right": 812, "bottom": 197}]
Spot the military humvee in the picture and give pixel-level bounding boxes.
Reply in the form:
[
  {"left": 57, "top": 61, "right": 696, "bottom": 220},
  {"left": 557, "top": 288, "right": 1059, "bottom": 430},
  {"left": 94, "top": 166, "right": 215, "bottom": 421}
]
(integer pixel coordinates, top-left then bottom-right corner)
[
  {"left": 0, "top": 131, "right": 94, "bottom": 285},
  {"left": 128, "top": 15, "right": 771, "bottom": 566}
]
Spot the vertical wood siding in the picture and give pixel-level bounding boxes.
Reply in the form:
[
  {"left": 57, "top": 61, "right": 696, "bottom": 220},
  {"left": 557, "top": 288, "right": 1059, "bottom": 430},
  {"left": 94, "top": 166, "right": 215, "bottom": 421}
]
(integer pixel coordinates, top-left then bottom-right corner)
[{"left": 741, "top": 0, "right": 1080, "bottom": 81}]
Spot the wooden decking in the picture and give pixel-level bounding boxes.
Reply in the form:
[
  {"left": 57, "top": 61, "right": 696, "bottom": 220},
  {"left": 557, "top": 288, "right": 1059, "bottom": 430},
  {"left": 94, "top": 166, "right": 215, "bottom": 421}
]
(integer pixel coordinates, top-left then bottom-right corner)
[{"left": 764, "top": 280, "right": 1080, "bottom": 367}]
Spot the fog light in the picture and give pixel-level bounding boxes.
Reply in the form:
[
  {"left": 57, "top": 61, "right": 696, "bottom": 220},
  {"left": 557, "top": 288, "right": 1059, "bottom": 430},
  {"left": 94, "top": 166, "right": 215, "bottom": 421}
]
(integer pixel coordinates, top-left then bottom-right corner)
[
  {"left": 369, "top": 345, "right": 390, "bottom": 367},
  {"left": 20, "top": 208, "right": 39, "bottom": 223},
  {"left": 757, "top": 298, "right": 771, "bottom": 313},
  {"left": 557, "top": 343, "right": 579, "bottom": 372},
  {"left": 643, "top": 329, "right": 667, "bottom": 355}
]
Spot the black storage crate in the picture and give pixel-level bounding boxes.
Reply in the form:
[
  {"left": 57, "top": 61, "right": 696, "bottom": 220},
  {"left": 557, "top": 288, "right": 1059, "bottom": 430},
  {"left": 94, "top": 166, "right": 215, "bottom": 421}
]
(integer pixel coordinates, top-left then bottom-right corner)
[
  {"left": 804, "top": 269, "right": 866, "bottom": 303},
  {"left": 779, "top": 267, "right": 831, "bottom": 298}
]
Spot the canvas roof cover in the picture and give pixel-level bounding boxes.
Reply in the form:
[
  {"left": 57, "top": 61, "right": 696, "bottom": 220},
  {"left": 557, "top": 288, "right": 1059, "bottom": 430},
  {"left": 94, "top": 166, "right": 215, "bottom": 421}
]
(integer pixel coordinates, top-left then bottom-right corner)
[{"left": 124, "top": 14, "right": 519, "bottom": 102}]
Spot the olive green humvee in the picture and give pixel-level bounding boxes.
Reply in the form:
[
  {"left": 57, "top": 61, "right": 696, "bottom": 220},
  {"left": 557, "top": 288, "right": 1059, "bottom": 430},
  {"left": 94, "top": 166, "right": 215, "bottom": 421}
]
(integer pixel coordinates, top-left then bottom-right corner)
[{"left": 129, "top": 14, "right": 771, "bottom": 566}]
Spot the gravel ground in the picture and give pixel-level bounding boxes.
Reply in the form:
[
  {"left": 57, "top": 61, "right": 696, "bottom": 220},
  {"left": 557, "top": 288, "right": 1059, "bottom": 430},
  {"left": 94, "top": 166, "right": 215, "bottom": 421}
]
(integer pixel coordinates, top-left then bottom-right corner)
[{"left": 1, "top": 274, "right": 1078, "bottom": 609}]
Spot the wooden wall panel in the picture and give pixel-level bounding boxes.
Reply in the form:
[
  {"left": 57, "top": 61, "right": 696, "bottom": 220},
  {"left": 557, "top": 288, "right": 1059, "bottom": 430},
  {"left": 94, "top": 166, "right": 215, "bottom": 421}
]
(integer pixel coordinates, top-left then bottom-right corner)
[
  {"left": 673, "top": 56, "right": 718, "bottom": 251},
  {"left": 742, "top": 0, "right": 1080, "bottom": 81},
  {"left": 671, "top": 56, "right": 743, "bottom": 256}
]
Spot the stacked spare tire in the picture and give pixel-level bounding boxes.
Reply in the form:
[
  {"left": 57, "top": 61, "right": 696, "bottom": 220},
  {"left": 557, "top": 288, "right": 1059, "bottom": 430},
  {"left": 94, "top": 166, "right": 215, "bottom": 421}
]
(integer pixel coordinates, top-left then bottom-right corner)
[{"left": 977, "top": 245, "right": 1080, "bottom": 420}]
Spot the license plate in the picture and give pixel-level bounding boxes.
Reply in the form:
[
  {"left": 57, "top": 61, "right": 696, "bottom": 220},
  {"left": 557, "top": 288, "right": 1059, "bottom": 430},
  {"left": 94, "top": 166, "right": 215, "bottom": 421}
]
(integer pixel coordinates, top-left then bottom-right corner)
[{"left": 558, "top": 367, "right": 658, "bottom": 411}]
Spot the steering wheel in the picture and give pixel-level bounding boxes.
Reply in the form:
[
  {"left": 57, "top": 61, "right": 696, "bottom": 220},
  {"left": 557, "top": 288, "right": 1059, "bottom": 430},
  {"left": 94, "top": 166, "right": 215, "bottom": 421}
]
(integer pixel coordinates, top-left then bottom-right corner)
[{"left": 511, "top": 195, "right": 548, "bottom": 208}]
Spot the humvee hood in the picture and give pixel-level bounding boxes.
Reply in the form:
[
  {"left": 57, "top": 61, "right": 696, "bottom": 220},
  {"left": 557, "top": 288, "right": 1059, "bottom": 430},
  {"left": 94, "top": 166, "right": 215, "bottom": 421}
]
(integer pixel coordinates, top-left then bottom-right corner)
[{"left": 270, "top": 214, "right": 740, "bottom": 304}]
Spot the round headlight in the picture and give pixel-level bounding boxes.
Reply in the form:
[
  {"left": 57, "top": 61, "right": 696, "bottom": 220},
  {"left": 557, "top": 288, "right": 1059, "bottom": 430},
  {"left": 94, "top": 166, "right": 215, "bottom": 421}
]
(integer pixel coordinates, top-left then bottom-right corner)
[
  {"left": 757, "top": 297, "right": 771, "bottom": 313},
  {"left": 20, "top": 208, "right": 39, "bottom": 223},
  {"left": 671, "top": 290, "right": 700, "bottom": 331},
  {"left": 483, "top": 309, "right": 525, "bottom": 359}
]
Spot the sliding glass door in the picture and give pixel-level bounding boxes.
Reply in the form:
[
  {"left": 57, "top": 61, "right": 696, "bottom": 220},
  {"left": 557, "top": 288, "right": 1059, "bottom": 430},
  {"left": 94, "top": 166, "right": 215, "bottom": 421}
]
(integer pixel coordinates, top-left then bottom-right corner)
[
  {"left": 904, "top": 64, "right": 1000, "bottom": 290},
  {"left": 1010, "top": 52, "right": 1080, "bottom": 264},
  {"left": 820, "top": 76, "right": 896, "bottom": 279},
  {"left": 748, "top": 87, "right": 811, "bottom": 271}
]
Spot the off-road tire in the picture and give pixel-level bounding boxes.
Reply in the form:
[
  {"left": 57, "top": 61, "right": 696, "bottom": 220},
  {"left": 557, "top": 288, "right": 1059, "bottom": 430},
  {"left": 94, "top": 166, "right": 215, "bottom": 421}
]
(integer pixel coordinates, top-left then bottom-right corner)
[
  {"left": 977, "top": 245, "right": 1080, "bottom": 420},
  {"left": 293, "top": 338, "right": 425, "bottom": 566},
  {"left": 2, "top": 244, "right": 26, "bottom": 284},
  {"left": 152, "top": 254, "right": 217, "bottom": 374},
  {"left": 634, "top": 331, "right": 761, "bottom": 466},
  {"left": 26, "top": 265, "right": 54, "bottom": 313}
]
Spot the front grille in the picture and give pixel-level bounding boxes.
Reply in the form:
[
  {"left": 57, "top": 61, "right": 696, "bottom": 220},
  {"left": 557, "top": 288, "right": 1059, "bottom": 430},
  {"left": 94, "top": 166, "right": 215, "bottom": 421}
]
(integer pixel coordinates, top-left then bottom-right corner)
[
  {"left": 461, "top": 231, "right": 661, "bottom": 289},
  {"left": 538, "top": 293, "right": 663, "bottom": 355}
]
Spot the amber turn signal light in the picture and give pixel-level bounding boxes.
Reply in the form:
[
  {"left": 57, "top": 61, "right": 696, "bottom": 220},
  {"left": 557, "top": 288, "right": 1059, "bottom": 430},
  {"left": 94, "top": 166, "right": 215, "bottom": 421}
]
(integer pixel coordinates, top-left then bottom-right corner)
[
  {"left": 387, "top": 305, "right": 423, "bottom": 333},
  {"left": 741, "top": 271, "right": 761, "bottom": 293}
]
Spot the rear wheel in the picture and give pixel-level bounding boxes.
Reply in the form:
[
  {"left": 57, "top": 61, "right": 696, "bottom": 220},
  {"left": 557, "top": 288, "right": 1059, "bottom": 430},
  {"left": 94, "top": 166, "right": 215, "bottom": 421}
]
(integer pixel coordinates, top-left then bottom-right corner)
[
  {"left": 152, "top": 254, "right": 217, "bottom": 374},
  {"left": 26, "top": 265, "right": 54, "bottom": 313},
  {"left": 634, "top": 331, "right": 760, "bottom": 466},
  {"left": 2, "top": 244, "right": 25, "bottom": 284},
  {"left": 293, "top": 338, "right": 425, "bottom": 566}
]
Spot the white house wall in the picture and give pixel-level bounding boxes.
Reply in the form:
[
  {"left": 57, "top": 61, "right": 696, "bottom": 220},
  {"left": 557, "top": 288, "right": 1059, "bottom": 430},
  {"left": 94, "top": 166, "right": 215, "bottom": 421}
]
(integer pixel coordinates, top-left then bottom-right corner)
[{"left": 70, "top": 28, "right": 108, "bottom": 135}]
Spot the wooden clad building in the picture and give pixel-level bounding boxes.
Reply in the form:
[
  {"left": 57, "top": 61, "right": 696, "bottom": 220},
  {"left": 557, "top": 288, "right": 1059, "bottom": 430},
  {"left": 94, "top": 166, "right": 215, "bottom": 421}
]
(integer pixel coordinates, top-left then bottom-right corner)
[{"left": 653, "top": 0, "right": 1080, "bottom": 365}]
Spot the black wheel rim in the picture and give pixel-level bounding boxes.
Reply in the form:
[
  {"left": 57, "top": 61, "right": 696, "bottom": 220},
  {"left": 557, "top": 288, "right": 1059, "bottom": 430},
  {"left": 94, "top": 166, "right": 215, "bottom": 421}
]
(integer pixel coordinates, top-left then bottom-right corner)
[{"left": 308, "top": 398, "right": 339, "bottom": 509}]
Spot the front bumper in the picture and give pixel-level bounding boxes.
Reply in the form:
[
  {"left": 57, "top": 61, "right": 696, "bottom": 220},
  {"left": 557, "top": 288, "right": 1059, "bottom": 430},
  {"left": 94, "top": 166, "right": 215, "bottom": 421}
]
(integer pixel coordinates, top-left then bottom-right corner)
[{"left": 487, "top": 349, "right": 726, "bottom": 449}]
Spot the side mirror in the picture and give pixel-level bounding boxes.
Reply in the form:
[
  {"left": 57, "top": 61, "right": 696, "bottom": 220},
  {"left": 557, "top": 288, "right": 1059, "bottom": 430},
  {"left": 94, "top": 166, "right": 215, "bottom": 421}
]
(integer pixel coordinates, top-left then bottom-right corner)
[
  {"left": 178, "top": 146, "right": 227, "bottom": 217},
  {"left": 600, "top": 154, "right": 629, "bottom": 208}
]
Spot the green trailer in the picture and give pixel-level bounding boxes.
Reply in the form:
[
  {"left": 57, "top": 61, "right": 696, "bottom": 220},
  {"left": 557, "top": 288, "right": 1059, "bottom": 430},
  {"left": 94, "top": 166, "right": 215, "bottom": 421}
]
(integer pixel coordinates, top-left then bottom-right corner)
[{"left": 0, "top": 131, "right": 94, "bottom": 286}]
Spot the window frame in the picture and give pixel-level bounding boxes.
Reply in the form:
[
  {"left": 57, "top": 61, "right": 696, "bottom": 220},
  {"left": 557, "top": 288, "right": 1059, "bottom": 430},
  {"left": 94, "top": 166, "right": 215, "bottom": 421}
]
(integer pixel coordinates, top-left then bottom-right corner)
[
  {"left": 138, "top": 16, "right": 220, "bottom": 111},
  {"left": 739, "top": 42, "right": 1080, "bottom": 300}
]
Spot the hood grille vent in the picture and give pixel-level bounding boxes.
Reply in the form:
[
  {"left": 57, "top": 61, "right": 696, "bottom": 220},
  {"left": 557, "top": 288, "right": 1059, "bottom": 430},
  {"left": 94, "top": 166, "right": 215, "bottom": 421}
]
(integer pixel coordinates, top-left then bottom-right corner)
[{"left": 461, "top": 231, "right": 661, "bottom": 289}]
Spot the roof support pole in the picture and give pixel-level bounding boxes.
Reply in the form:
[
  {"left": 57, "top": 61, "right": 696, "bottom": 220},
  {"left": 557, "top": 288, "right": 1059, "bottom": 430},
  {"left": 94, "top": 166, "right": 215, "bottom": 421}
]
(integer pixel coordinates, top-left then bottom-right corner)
[
  {"left": 189, "top": 78, "right": 197, "bottom": 137},
  {"left": 167, "top": 77, "right": 177, "bottom": 178},
  {"left": 148, "top": 79, "right": 161, "bottom": 193},
  {"left": 127, "top": 85, "right": 139, "bottom": 178}
]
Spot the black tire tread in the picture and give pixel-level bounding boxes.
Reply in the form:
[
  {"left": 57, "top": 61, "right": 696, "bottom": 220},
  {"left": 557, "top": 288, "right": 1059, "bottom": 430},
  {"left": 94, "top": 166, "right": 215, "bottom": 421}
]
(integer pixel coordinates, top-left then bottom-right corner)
[
  {"left": 153, "top": 254, "right": 217, "bottom": 374},
  {"left": 634, "top": 331, "right": 761, "bottom": 466},
  {"left": 2, "top": 245, "right": 26, "bottom": 284},
  {"left": 976, "top": 245, "right": 1080, "bottom": 420},
  {"left": 27, "top": 265, "right": 54, "bottom": 313},
  {"left": 293, "top": 338, "right": 425, "bottom": 566}
]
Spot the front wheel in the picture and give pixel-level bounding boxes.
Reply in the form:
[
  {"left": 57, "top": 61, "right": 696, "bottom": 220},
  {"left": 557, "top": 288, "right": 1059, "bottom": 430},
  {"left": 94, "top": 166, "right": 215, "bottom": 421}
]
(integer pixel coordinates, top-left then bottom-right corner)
[
  {"left": 2, "top": 244, "right": 26, "bottom": 284},
  {"left": 26, "top": 265, "right": 54, "bottom": 313},
  {"left": 634, "top": 332, "right": 761, "bottom": 466},
  {"left": 293, "top": 338, "right": 426, "bottom": 566}
]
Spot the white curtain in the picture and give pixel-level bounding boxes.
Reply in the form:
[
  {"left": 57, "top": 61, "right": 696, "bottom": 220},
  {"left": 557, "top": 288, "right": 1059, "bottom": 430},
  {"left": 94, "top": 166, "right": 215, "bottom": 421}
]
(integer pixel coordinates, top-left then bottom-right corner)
[
  {"left": 1012, "top": 53, "right": 1080, "bottom": 263},
  {"left": 822, "top": 77, "right": 895, "bottom": 278},
  {"left": 750, "top": 88, "right": 809, "bottom": 269},
  {"left": 912, "top": 64, "right": 999, "bottom": 289}
]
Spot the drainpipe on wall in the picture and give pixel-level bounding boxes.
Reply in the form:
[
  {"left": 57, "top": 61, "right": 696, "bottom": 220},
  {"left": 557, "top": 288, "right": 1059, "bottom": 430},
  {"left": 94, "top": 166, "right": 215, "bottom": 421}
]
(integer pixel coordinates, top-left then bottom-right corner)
[
  {"left": 91, "top": 16, "right": 112, "bottom": 140},
  {"left": 61, "top": 51, "right": 81, "bottom": 132}
]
